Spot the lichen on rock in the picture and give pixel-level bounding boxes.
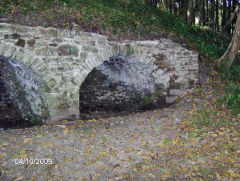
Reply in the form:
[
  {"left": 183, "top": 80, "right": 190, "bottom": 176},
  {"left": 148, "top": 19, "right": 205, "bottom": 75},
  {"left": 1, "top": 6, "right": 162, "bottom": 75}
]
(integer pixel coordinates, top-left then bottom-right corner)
[{"left": 0, "top": 55, "right": 49, "bottom": 125}]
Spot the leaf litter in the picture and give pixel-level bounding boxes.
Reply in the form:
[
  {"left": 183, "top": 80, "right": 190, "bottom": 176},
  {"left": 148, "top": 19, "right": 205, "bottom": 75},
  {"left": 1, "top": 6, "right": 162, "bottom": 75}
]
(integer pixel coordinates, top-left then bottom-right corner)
[{"left": 0, "top": 76, "right": 239, "bottom": 180}]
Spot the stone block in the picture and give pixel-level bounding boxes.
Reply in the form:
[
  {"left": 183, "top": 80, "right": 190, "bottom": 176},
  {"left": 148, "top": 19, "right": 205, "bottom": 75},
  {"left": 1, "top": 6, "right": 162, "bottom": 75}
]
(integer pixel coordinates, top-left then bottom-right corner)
[
  {"left": 57, "top": 44, "right": 79, "bottom": 56},
  {"left": 10, "top": 25, "right": 30, "bottom": 33},
  {"left": 0, "top": 23, "right": 10, "bottom": 31},
  {"left": 97, "top": 37, "right": 107, "bottom": 45},
  {"left": 166, "top": 96, "right": 177, "bottom": 104},
  {"left": 0, "top": 44, "right": 8, "bottom": 54},
  {"left": 27, "top": 39, "right": 35, "bottom": 47},
  {"left": 15, "top": 39, "right": 25, "bottom": 47},
  {"left": 47, "top": 28, "right": 58, "bottom": 37},
  {"left": 4, "top": 33, "right": 21, "bottom": 39},
  {"left": 169, "top": 89, "right": 185, "bottom": 96},
  {"left": 36, "top": 27, "right": 47, "bottom": 37},
  {"left": 35, "top": 47, "right": 58, "bottom": 56},
  {"left": 82, "top": 46, "right": 98, "bottom": 53},
  {"left": 35, "top": 41, "right": 48, "bottom": 47},
  {"left": 15, "top": 48, "right": 25, "bottom": 62},
  {"left": 4, "top": 46, "right": 16, "bottom": 58}
]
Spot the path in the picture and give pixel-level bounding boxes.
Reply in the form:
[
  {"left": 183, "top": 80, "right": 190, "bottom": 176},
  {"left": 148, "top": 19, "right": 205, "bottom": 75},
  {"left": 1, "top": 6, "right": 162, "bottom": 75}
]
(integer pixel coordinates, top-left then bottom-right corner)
[{"left": 1, "top": 84, "right": 235, "bottom": 181}]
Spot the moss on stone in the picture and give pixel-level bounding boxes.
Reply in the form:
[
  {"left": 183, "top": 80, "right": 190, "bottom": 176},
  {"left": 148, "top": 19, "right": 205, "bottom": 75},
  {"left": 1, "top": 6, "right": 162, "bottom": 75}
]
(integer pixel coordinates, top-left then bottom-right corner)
[{"left": 57, "top": 44, "right": 79, "bottom": 56}]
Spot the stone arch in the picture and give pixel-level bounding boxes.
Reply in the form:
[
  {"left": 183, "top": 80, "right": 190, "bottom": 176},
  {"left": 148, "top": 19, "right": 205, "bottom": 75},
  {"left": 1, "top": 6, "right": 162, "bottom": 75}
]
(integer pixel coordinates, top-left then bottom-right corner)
[
  {"left": 78, "top": 39, "right": 199, "bottom": 117},
  {"left": 0, "top": 22, "right": 199, "bottom": 122},
  {"left": 78, "top": 41, "right": 175, "bottom": 114}
]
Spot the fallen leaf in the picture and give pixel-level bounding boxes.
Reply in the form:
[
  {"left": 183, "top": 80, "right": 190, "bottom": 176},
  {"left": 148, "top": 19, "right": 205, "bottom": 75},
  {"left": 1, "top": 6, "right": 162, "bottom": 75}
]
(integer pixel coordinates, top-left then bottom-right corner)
[
  {"left": 44, "top": 142, "right": 54, "bottom": 147},
  {"left": 24, "top": 138, "right": 31, "bottom": 143},
  {"left": 102, "top": 152, "right": 107, "bottom": 157}
]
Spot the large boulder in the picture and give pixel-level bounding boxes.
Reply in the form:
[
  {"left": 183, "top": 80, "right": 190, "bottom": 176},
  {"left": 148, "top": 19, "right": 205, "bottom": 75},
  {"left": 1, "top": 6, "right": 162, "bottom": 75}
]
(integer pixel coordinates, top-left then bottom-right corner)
[
  {"left": 79, "top": 56, "right": 168, "bottom": 117},
  {"left": 0, "top": 55, "right": 49, "bottom": 126}
]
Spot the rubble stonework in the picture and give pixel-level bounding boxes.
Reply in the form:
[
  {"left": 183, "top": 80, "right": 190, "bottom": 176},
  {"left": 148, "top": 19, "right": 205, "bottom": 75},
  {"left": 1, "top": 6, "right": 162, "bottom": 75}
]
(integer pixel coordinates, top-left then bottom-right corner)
[{"left": 0, "top": 23, "right": 199, "bottom": 121}]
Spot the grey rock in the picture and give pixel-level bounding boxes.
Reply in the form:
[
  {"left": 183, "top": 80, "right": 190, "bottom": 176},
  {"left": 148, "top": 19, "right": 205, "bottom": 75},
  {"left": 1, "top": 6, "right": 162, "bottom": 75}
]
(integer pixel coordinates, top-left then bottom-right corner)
[
  {"left": 0, "top": 55, "right": 49, "bottom": 125},
  {"left": 79, "top": 56, "right": 169, "bottom": 117}
]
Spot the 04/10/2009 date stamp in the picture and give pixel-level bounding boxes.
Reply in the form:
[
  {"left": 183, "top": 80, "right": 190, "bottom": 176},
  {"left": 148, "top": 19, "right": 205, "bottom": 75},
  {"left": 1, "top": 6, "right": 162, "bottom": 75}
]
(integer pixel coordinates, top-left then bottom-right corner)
[{"left": 12, "top": 158, "right": 53, "bottom": 165}]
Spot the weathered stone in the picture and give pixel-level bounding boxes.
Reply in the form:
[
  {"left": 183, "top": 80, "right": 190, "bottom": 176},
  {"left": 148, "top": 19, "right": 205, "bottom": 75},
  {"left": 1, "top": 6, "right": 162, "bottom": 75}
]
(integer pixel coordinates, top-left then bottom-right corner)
[
  {"left": 4, "top": 46, "right": 17, "bottom": 57},
  {"left": 80, "top": 56, "right": 169, "bottom": 117},
  {"left": 97, "top": 38, "right": 106, "bottom": 44},
  {"left": 4, "top": 33, "right": 21, "bottom": 40},
  {"left": 166, "top": 96, "right": 177, "bottom": 104},
  {"left": 47, "top": 78, "right": 57, "bottom": 88},
  {"left": 49, "top": 43, "right": 58, "bottom": 47},
  {"left": 47, "top": 28, "right": 58, "bottom": 37},
  {"left": 125, "top": 44, "right": 135, "bottom": 56},
  {"left": 82, "top": 46, "right": 98, "bottom": 53},
  {"left": 10, "top": 25, "right": 30, "bottom": 33},
  {"left": 35, "top": 47, "right": 58, "bottom": 56},
  {"left": 35, "top": 40, "right": 48, "bottom": 47},
  {"left": 0, "top": 55, "right": 49, "bottom": 125},
  {"left": 0, "top": 24, "right": 10, "bottom": 30},
  {"left": 76, "top": 31, "right": 92, "bottom": 37},
  {"left": 51, "top": 38, "right": 62, "bottom": 43},
  {"left": 0, "top": 22, "right": 199, "bottom": 123},
  {"left": 35, "top": 27, "right": 47, "bottom": 37},
  {"left": 57, "top": 44, "right": 79, "bottom": 56},
  {"left": 27, "top": 39, "right": 35, "bottom": 47},
  {"left": 15, "top": 39, "right": 25, "bottom": 47},
  {"left": 59, "top": 30, "right": 75, "bottom": 38}
]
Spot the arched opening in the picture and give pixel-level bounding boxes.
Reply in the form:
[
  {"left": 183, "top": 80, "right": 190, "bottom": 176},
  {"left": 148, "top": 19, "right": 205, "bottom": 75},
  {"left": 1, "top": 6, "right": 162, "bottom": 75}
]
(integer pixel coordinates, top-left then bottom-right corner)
[{"left": 79, "top": 55, "right": 169, "bottom": 120}]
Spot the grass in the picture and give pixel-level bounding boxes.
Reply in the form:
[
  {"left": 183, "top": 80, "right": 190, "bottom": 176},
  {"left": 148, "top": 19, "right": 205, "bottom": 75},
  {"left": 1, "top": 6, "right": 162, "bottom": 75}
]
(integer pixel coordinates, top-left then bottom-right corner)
[{"left": 0, "top": 0, "right": 230, "bottom": 60}]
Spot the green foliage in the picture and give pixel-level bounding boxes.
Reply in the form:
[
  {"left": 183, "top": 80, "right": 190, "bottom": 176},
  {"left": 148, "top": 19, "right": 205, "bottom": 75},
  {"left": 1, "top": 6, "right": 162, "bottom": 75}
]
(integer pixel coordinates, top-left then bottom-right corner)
[
  {"left": 225, "top": 84, "right": 240, "bottom": 110},
  {"left": 219, "top": 57, "right": 240, "bottom": 113}
]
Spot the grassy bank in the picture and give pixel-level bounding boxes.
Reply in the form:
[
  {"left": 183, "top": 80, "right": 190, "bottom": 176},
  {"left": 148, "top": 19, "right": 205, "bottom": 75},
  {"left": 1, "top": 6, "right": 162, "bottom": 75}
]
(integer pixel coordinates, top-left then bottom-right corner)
[{"left": 0, "top": 0, "right": 230, "bottom": 59}]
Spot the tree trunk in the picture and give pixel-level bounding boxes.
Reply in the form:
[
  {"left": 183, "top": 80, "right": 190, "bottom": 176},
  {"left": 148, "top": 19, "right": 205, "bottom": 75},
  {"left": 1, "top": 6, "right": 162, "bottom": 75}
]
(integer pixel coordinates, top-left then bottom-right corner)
[
  {"left": 210, "top": 0, "right": 215, "bottom": 28},
  {"left": 222, "top": 0, "right": 227, "bottom": 31},
  {"left": 160, "top": 0, "right": 167, "bottom": 11},
  {"left": 228, "top": 0, "right": 232, "bottom": 34},
  {"left": 223, "top": 5, "right": 239, "bottom": 33},
  {"left": 232, "top": 0, "right": 238, "bottom": 32},
  {"left": 201, "top": 0, "right": 205, "bottom": 26},
  {"left": 174, "top": 0, "right": 177, "bottom": 14},
  {"left": 206, "top": 0, "right": 209, "bottom": 23},
  {"left": 219, "top": 7, "right": 240, "bottom": 68},
  {"left": 194, "top": 0, "right": 203, "bottom": 25},
  {"left": 169, "top": 0, "right": 173, "bottom": 13},
  {"left": 187, "top": 0, "right": 193, "bottom": 24},
  {"left": 216, "top": 0, "right": 219, "bottom": 30}
]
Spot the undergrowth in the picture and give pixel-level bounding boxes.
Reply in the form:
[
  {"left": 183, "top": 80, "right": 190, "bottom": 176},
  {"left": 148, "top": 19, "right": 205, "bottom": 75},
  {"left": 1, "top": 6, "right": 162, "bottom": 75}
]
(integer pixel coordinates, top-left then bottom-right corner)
[{"left": 219, "top": 55, "right": 240, "bottom": 114}]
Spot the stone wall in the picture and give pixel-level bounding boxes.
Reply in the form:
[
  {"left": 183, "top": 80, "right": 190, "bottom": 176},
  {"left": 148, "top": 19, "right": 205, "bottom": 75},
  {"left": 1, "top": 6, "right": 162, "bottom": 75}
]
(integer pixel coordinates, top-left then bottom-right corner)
[{"left": 0, "top": 23, "right": 199, "bottom": 122}]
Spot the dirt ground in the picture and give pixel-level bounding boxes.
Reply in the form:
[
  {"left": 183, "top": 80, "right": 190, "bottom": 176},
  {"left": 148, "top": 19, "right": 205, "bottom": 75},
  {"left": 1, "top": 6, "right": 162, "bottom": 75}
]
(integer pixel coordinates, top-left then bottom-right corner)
[
  {"left": 0, "top": 87, "right": 201, "bottom": 181},
  {"left": 0, "top": 80, "right": 240, "bottom": 181}
]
